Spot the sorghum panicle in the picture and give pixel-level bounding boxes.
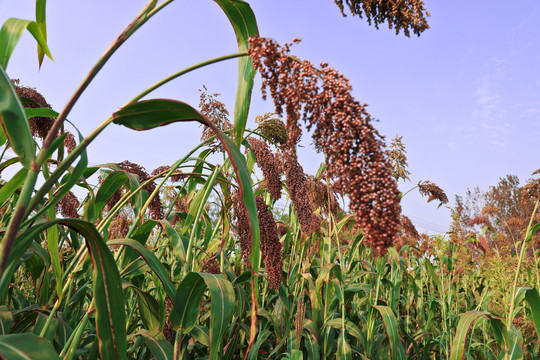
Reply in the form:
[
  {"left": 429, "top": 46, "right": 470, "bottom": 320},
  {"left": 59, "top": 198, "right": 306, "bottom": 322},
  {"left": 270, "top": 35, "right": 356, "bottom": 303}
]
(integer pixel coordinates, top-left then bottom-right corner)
[
  {"left": 249, "top": 138, "right": 282, "bottom": 201},
  {"left": 12, "top": 79, "right": 55, "bottom": 140},
  {"left": 332, "top": 0, "right": 430, "bottom": 37},
  {"left": 418, "top": 180, "right": 449, "bottom": 204},
  {"left": 255, "top": 196, "right": 283, "bottom": 290},
  {"left": 249, "top": 37, "right": 401, "bottom": 254},
  {"left": 55, "top": 191, "right": 80, "bottom": 218}
]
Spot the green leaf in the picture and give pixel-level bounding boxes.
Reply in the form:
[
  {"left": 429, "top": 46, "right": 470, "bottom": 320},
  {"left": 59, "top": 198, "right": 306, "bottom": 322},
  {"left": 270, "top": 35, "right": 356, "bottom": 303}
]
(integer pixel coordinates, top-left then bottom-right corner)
[
  {"left": 0, "top": 67, "right": 36, "bottom": 169},
  {"left": 0, "top": 168, "right": 27, "bottom": 207},
  {"left": 108, "top": 238, "right": 175, "bottom": 300},
  {"left": 171, "top": 272, "right": 235, "bottom": 360},
  {"left": 36, "top": 0, "right": 48, "bottom": 68},
  {"left": 525, "top": 288, "right": 540, "bottom": 342},
  {"left": 85, "top": 171, "right": 129, "bottom": 222},
  {"left": 138, "top": 330, "right": 174, "bottom": 360},
  {"left": 247, "top": 329, "right": 271, "bottom": 360},
  {"left": 213, "top": 0, "right": 259, "bottom": 144},
  {"left": 159, "top": 220, "right": 187, "bottom": 263},
  {"left": 0, "top": 306, "right": 13, "bottom": 335},
  {"left": 113, "top": 99, "right": 205, "bottom": 130},
  {"left": 0, "top": 333, "right": 59, "bottom": 359},
  {"left": 323, "top": 318, "right": 365, "bottom": 345},
  {"left": 135, "top": 290, "right": 161, "bottom": 332},
  {"left": 337, "top": 330, "right": 352, "bottom": 360},
  {"left": 373, "top": 305, "right": 405, "bottom": 360},
  {"left": 449, "top": 311, "right": 488, "bottom": 360},
  {"left": 59, "top": 219, "right": 126, "bottom": 360},
  {"left": 0, "top": 17, "right": 52, "bottom": 69}
]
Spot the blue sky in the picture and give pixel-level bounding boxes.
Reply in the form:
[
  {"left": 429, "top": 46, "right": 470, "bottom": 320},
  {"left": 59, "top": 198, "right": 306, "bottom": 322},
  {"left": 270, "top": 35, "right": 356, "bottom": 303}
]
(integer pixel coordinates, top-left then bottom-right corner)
[{"left": 1, "top": 0, "right": 539, "bottom": 234}]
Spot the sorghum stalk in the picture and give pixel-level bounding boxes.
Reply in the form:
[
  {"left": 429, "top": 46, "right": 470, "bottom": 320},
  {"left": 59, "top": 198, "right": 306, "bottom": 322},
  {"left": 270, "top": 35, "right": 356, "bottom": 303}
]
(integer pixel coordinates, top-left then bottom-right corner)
[{"left": 507, "top": 198, "right": 539, "bottom": 331}]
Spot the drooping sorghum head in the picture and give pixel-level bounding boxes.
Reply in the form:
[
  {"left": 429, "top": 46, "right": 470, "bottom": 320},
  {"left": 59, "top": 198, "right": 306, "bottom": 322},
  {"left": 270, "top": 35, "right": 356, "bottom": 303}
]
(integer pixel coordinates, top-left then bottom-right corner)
[
  {"left": 233, "top": 192, "right": 252, "bottom": 266},
  {"left": 12, "top": 79, "right": 56, "bottom": 140},
  {"left": 249, "top": 138, "right": 282, "bottom": 201},
  {"left": 64, "top": 132, "right": 76, "bottom": 154},
  {"left": 248, "top": 37, "right": 401, "bottom": 255},
  {"left": 55, "top": 190, "right": 80, "bottom": 218},
  {"left": 306, "top": 175, "right": 342, "bottom": 215},
  {"left": 400, "top": 215, "right": 419, "bottom": 240},
  {"left": 282, "top": 151, "right": 320, "bottom": 234},
  {"left": 418, "top": 180, "right": 449, "bottom": 204},
  {"left": 108, "top": 211, "right": 132, "bottom": 239},
  {"left": 332, "top": 0, "right": 430, "bottom": 37},
  {"left": 255, "top": 196, "right": 283, "bottom": 290}
]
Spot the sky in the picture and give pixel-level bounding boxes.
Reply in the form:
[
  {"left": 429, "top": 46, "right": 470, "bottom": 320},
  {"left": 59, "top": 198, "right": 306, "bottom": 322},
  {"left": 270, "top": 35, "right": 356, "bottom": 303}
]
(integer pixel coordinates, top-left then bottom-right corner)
[{"left": 1, "top": 0, "right": 539, "bottom": 234}]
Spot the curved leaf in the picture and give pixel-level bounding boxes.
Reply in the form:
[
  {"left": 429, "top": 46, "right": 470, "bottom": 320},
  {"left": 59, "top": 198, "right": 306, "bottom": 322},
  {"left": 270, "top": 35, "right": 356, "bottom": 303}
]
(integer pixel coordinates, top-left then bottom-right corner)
[
  {"left": 0, "top": 333, "right": 59, "bottom": 359},
  {"left": 108, "top": 238, "right": 175, "bottom": 300},
  {"left": 449, "top": 311, "right": 489, "bottom": 360},
  {"left": 59, "top": 219, "right": 126, "bottom": 360},
  {"left": 171, "top": 272, "right": 235, "bottom": 360},
  {"left": 525, "top": 288, "right": 540, "bottom": 341},
  {"left": 0, "top": 17, "right": 52, "bottom": 69},
  {"left": 373, "top": 305, "right": 405, "bottom": 360},
  {"left": 138, "top": 330, "right": 173, "bottom": 360},
  {"left": 213, "top": 0, "right": 259, "bottom": 144}
]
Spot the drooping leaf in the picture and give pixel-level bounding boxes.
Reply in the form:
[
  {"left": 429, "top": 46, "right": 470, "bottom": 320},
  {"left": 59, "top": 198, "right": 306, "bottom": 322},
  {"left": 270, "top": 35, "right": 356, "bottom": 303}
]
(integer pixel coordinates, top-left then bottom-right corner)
[
  {"left": 525, "top": 288, "right": 540, "bottom": 341},
  {"left": 0, "top": 17, "right": 52, "bottom": 69},
  {"left": 449, "top": 311, "right": 489, "bottom": 360}
]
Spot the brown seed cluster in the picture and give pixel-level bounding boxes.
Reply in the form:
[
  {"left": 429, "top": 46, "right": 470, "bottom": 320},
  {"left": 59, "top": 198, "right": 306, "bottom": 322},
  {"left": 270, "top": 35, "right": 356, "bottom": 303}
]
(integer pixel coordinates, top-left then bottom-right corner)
[
  {"left": 12, "top": 79, "right": 56, "bottom": 140},
  {"left": 332, "top": 0, "right": 430, "bottom": 37},
  {"left": 55, "top": 190, "right": 80, "bottom": 218},
  {"left": 400, "top": 215, "right": 419, "bottom": 240},
  {"left": 248, "top": 37, "right": 401, "bottom": 255},
  {"left": 201, "top": 255, "right": 221, "bottom": 274},
  {"left": 481, "top": 205, "right": 500, "bottom": 217},
  {"left": 164, "top": 297, "right": 175, "bottom": 344},
  {"left": 418, "top": 180, "right": 449, "bottom": 204},
  {"left": 255, "top": 196, "right": 283, "bottom": 290},
  {"left": 103, "top": 161, "right": 164, "bottom": 219},
  {"left": 255, "top": 113, "right": 289, "bottom": 145},
  {"left": 249, "top": 138, "right": 282, "bottom": 201},
  {"left": 306, "top": 175, "right": 342, "bottom": 215},
  {"left": 295, "top": 294, "right": 305, "bottom": 348},
  {"left": 108, "top": 212, "right": 131, "bottom": 239},
  {"left": 151, "top": 165, "right": 184, "bottom": 183},
  {"left": 468, "top": 216, "right": 488, "bottom": 227},
  {"left": 282, "top": 151, "right": 320, "bottom": 234},
  {"left": 199, "top": 86, "right": 232, "bottom": 152},
  {"left": 232, "top": 193, "right": 252, "bottom": 266},
  {"left": 389, "top": 135, "right": 411, "bottom": 182},
  {"left": 64, "top": 132, "right": 76, "bottom": 154}
]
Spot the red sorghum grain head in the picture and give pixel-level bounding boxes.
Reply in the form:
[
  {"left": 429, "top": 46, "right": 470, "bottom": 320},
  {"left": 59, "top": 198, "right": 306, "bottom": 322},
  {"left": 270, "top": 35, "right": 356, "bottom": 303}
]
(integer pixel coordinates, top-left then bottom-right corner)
[
  {"left": 418, "top": 180, "right": 448, "bottom": 204},
  {"left": 108, "top": 212, "right": 131, "bottom": 239},
  {"left": 248, "top": 37, "right": 401, "bottom": 255},
  {"left": 202, "top": 255, "right": 221, "bottom": 274},
  {"left": 468, "top": 216, "right": 488, "bottom": 227},
  {"left": 306, "top": 175, "right": 342, "bottom": 215},
  {"left": 118, "top": 161, "right": 164, "bottom": 220},
  {"left": 64, "top": 132, "right": 76, "bottom": 154},
  {"left": 282, "top": 151, "right": 320, "bottom": 234},
  {"left": 233, "top": 192, "right": 252, "bottom": 266},
  {"left": 400, "top": 215, "right": 419, "bottom": 240},
  {"left": 255, "top": 196, "right": 283, "bottom": 290},
  {"left": 249, "top": 138, "right": 282, "bottom": 201},
  {"left": 332, "top": 0, "right": 430, "bottom": 37},
  {"left": 12, "top": 79, "right": 56, "bottom": 140},
  {"left": 481, "top": 205, "right": 500, "bottom": 217},
  {"left": 55, "top": 190, "right": 80, "bottom": 218}
]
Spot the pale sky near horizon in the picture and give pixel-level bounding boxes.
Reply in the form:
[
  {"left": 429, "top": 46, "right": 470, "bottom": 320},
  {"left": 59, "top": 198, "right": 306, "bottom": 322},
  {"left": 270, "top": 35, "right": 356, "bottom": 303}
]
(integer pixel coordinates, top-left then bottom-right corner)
[{"left": 1, "top": 0, "right": 539, "bottom": 234}]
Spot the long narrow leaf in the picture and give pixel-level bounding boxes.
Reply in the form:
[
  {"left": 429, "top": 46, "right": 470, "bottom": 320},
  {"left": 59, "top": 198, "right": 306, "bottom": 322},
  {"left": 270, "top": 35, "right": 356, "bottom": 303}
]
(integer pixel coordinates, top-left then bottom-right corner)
[
  {"left": 0, "top": 333, "right": 59, "bottom": 359},
  {"left": 213, "top": 0, "right": 259, "bottom": 144}
]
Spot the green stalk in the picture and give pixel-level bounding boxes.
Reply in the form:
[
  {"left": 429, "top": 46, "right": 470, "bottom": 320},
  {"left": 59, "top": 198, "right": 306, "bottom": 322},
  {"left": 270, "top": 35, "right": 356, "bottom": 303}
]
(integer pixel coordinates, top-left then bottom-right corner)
[{"left": 506, "top": 198, "right": 539, "bottom": 331}]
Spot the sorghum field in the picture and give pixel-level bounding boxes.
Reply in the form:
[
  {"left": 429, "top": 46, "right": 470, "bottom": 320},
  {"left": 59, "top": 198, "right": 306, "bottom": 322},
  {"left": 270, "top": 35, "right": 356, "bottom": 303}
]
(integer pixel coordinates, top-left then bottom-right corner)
[{"left": 1, "top": 1, "right": 539, "bottom": 359}]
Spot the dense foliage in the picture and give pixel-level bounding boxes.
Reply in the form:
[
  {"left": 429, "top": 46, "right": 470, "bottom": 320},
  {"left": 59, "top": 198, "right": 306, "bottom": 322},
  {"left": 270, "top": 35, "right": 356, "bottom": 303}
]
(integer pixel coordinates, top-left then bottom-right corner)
[{"left": 0, "top": 1, "right": 539, "bottom": 359}]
